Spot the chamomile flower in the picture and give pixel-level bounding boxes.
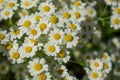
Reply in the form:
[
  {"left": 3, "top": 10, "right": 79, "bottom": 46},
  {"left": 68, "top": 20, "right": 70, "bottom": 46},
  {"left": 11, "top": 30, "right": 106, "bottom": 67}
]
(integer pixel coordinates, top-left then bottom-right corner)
[
  {"left": 112, "top": 7, "right": 120, "bottom": 16},
  {"left": 104, "top": 0, "right": 117, "bottom": 6},
  {"left": 34, "top": 72, "right": 51, "bottom": 80},
  {"left": 19, "top": 9, "right": 28, "bottom": 17},
  {"left": 0, "top": 30, "right": 9, "bottom": 44},
  {"left": 28, "top": 58, "right": 48, "bottom": 75},
  {"left": 20, "top": 0, "right": 34, "bottom": 9},
  {"left": 18, "top": 42, "right": 37, "bottom": 58},
  {"left": 54, "top": 49, "right": 70, "bottom": 63},
  {"left": 53, "top": 65, "right": 68, "bottom": 79},
  {"left": 66, "top": 21, "right": 81, "bottom": 32},
  {"left": 26, "top": 26, "right": 41, "bottom": 39},
  {"left": 9, "top": 48, "right": 24, "bottom": 64},
  {"left": 90, "top": 58, "right": 103, "bottom": 71},
  {"left": 103, "top": 61, "right": 112, "bottom": 73},
  {"left": 70, "top": 8, "right": 86, "bottom": 23},
  {"left": 86, "top": 6, "right": 96, "bottom": 18},
  {"left": 0, "top": 8, "right": 14, "bottom": 20},
  {"left": 36, "top": 18, "right": 51, "bottom": 34},
  {"left": 110, "top": 15, "right": 120, "bottom": 29},
  {"left": 18, "top": 16, "right": 35, "bottom": 33},
  {"left": 64, "top": 29, "right": 79, "bottom": 48},
  {"left": 9, "top": 27, "right": 24, "bottom": 41},
  {"left": 114, "top": 65, "right": 120, "bottom": 76},
  {"left": 48, "top": 28, "right": 64, "bottom": 44},
  {"left": 31, "top": 12, "right": 43, "bottom": 22},
  {"left": 0, "top": 62, "right": 9, "bottom": 74},
  {"left": 5, "top": 0, "right": 19, "bottom": 10},
  {"left": 0, "top": 0, "right": 5, "bottom": 9},
  {"left": 101, "top": 52, "right": 111, "bottom": 61},
  {"left": 44, "top": 41, "right": 60, "bottom": 56},
  {"left": 88, "top": 71, "right": 102, "bottom": 80},
  {"left": 38, "top": 1, "right": 55, "bottom": 16},
  {"left": 109, "top": 37, "right": 120, "bottom": 49},
  {"left": 111, "top": 52, "right": 120, "bottom": 63}
]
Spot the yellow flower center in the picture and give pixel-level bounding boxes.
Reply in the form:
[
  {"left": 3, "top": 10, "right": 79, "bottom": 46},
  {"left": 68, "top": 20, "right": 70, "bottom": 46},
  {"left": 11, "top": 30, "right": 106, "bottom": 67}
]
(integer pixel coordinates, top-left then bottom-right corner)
[
  {"left": 102, "top": 54, "right": 107, "bottom": 59},
  {"left": 114, "top": 19, "right": 119, "bottom": 25},
  {"left": 39, "top": 23, "right": 47, "bottom": 30},
  {"left": 24, "top": 1, "right": 30, "bottom": 6},
  {"left": 48, "top": 45, "right": 55, "bottom": 52},
  {"left": 4, "top": 11, "right": 10, "bottom": 16},
  {"left": 116, "top": 67, "right": 120, "bottom": 72},
  {"left": 21, "top": 11, "right": 27, "bottom": 16},
  {"left": 6, "top": 42, "right": 13, "bottom": 50},
  {"left": 38, "top": 73, "right": 46, "bottom": 80},
  {"left": 25, "top": 46, "right": 32, "bottom": 53},
  {"left": 115, "top": 8, "right": 120, "bottom": 14},
  {"left": 34, "top": 63, "right": 42, "bottom": 71},
  {"left": 53, "top": 33, "right": 61, "bottom": 40},
  {"left": 8, "top": 2, "right": 15, "bottom": 8},
  {"left": 50, "top": 16, "right": 59, "bottom": 24},
  {"left": 57, "top": 68, "right": 63, "bottom": 75},
  {"left": 12, "top": 52, "right": 20, "bottom": 59},
  {"left": 63, "top": 12, "right": 71, "bottom": 19},
  {"left": 88, "top": 8, "right": 93, "bottom": 14},
  {"left": 30, "top": 29, "right": 37, "bottom": 35},
  {"left": 74, "top": 12, "right": 81, "bottom": 19},
  {"left": 92, "top": 72, "right": 98, "bottom": 78},
  {"left": 35, "top": 15, "right": 42, "bottom": 21},
  {"left": 114, "top": 56, "right": 119, "bottom": 62},
  {"left": 62, "top": 77, "right": 67, "bottom": 80},
  {"left": 58, "top": 51, "right": 66, "bottom": 58},
  {"left": 69, "top": 24, "right": 76, "bottom": 30},
  {"left": 0, "top": 0, "right": 4, "bottom": 3},
  {"left": 12, "top": 29, "right": 19, "bottom": 35},
  {"left": 103, "top": 63, "right": 109, "bottom": 69},
  {"left": 109, "top": 0, "right": 114, "bottom": 2},
  {"left": 94, "top": 62, "right": 99, "bottom": 68},
  {"left": 43, "top": 6, "right": 50, "bottom": 12},
  {"left": 64, "top": 34, "right": 73, "bottom": 42},
  {"left": 73, "top": 1, "right": 81, "bottom": 6},
  {"left": 30, "top": 39, "right": 38, "bottom": 45},
  {"left": 0, "top": 33, "right": 5, "bottom": 40},
  {"left": 23, "top": 20, "right": 31, "bottom": 28}
]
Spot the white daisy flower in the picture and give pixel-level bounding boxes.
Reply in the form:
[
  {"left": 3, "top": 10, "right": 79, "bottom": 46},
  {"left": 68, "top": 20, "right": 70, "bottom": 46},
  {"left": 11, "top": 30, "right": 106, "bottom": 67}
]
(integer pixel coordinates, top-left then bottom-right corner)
[
  {"left": 9, "top": 48, "right": 24, "bottom": 64},
  {"left": 49, "top": 13, "right": 64, "bottom": 28},
  {"left": 19, "top": 9, "right": 29, "bottom": 17},
  {"left": 38, "top": 1, "right": 55, "bottom": 16},
  {"left": 5, "top": 0, "right": 19, "bottom": 10},
  {"left": 18, "top": 42, "right": 37, "bottom": 58},
  {"left": 104, "top": 0, "right": 117, "bottom": 6},
  {"left": 66, "top": 21, "right": 81, "bottom": 33},
  {"left": 90, "top": 58, "right": 103, "bottom": 71},
  {"left": 0, "top": 8, "right": 14, "bottom": 20},
  {"left": 20, "top": 0, "right": 34, "bottom": 9},
  {"left": 70, "top": 8, "right": 86, "bottom": 23},
  {"left": 18, "top": 16, "right": 35, "bottom": 33},
  {"left": 110, "top": 15, "right": 120, "bottom": 30},
  {"left": 9, "top": 27, "right": 24, "bottom": 41},
  {"left": 103, "top": 61, "right": 112, "bottom": 73},
  {"left": 54, "top": 49, "right": 70, "bottom": 63},
  {"left": 34, "top": 72, "right": 51, "bottom": 80},
  {"left": 63, "top": 29, "right": 79, "bottom": 48},
  {"left": 44, "top": 41, "right": 60, "bottom": 56},
  {"left": 53, "top": 65, "right": 68, "bottom": 79},
  {"left": 111, "top": 52, "right": 120, "bottom": 63},
  {"left": 31, "top": 12, "right": 43, "bottom": 22},
  {"left": 101, "top": 52, "right": 111, "bottom": 61},
  {"left": 0, "top": 0, "right": 5, "bottom": 10},
  {"left": 27, "top": 58, "right": 48, "bottom": 75},
  {"left": 88, "top": 71, "right": 102, "bottom": 80},
  {"left": 0, "top": 30, "right": 9, "bottom": 44},
  {"left": 48, "top": 28, "right": 64, "bottom": 44},
  {"left": 0, "top": 62, "right": 9, "bottom": 74},
  {"left": 26, "top": 26, "right": 41, "bottom": 39},
  {"left": 36, "top": 18, "right": 51, "bottom": 34},
  {"left": 86, "top": 6, "right": 96, "bottom": 18},
  {"left": 112, "top": 7, "right": 120, "bottom": 16}
]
